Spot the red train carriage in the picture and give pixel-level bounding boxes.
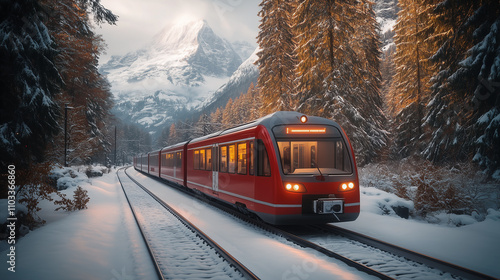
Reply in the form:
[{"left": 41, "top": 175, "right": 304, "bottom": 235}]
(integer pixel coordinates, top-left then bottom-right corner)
[
  {"left": 134, "top": 153, "right": 149, "bottom": 173},
  {"left": 135, "top": 111, "right": 360, "bottom": 225},
  {"left": 159, "top": 142, "right": 188, "bottom": 186}
]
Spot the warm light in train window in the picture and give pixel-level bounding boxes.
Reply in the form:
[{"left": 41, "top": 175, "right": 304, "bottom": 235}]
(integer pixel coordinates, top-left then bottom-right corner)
[{"left": 286, "top": 127, "right": 326, "bottom": 134}]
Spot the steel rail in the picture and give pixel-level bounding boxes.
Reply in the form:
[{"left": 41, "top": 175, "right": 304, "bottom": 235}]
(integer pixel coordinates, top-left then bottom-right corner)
[
  {"left": 318, "top": 224, "right": 497, "bottom": 280},
  {"left": 117, "top": 168, "right": 165, "bottom": 280},
  {"left": 132, "top": 168, "right": 394, "bottom": 280},
  {"left": 123, "top": 167, "right": 260, "bottom": 280}
]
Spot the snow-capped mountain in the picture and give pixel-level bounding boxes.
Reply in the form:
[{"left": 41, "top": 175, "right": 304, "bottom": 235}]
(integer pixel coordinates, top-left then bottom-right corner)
[
  {"left": 196, "top": 47, "right": 259, "bottom": 114},
  {"left": 100, "top": 19, "right": 242, "bottom": 136},
  {"left": 373, "top": 0, "right": 399, "bottom": 51},
  {"left": 231, "top": 40, "right": 256, "bottom": 61}
]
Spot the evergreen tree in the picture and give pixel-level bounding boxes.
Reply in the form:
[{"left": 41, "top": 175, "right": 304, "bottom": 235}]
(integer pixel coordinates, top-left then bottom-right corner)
[
  {"left": 167, "top": 124, "right": 180, "bottom": 146},
  {"left": 210, "top": 108, "right": 223, "bottom": 131},
  {"left": 256, "top": 0, "right": 297, "bottom": 114},
  {"left": 0, "top": 0, "right": 62, "bottom": 167},
  {"left": 221, "top": 98, "right": 236, "bottom": 128},
  {"left": 390, "top": 0, "right": 433, "bottom": 158},
  {"left": 423, "top": 0, "right": 500, "bottom": 175},
  {"left": 247, "top": 83, "right": 263, "bottom": 120},
  {"left": 42, "top": 0, "right": 116, "bottom": 165},
  {"left": 293, "top": 0, "right": 388, "bottom": 164}
]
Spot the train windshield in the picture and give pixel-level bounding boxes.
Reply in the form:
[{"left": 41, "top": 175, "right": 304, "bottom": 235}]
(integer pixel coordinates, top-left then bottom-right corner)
[{"left": 277, "top": 140, "right": 352, "bottom": 175}]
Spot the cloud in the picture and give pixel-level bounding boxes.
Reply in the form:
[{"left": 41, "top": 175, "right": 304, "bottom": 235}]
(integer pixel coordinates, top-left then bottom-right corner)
[{"left": 97, "top": 0, "right": 260, "bottom": 64}]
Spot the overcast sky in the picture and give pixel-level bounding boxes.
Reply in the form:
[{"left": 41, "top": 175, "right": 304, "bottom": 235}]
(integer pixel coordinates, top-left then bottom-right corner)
[{"left": 96, "top": 0, "right": 261, "bottom": 64}]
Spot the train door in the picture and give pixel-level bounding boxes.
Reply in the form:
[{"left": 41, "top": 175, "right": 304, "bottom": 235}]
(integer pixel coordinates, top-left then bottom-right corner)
[
  {"left": 290, "top": 142, "right": 317, "bottom": 172},
  {"left": 212, "top": 144, "right": 219, "bottom": 194}
]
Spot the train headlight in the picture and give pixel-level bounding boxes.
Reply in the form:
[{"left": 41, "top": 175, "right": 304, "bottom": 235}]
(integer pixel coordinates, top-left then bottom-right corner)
[
  {"left": 340, "top": 182, "right": 356, "bottom": 191},
  {"left": 284, "top": 182, "right": 306, "bottom": 193},
  {"left": 300, "top": 115, "right": 308, "bottom": 123}
]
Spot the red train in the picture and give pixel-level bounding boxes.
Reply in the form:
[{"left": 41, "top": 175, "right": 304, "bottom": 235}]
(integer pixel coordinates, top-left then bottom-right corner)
[{"left": 134, "top": 111, "right": 359, "bottom": 225}]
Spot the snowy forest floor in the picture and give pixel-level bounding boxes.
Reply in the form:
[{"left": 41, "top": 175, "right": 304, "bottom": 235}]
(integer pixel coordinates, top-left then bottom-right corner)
[{"left": 0, "top": 163, "right": 499, "bottom": 279}]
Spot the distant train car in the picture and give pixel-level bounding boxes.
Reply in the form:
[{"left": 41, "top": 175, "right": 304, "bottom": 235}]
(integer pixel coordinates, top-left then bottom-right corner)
[
  {"left": 135, "top": 111, "right": 359, "bottom": 225},
  {"left": 159, "top": 142, "right": 188, "bottom": 186},
  {"left": 138, "top": 153, "right": 148, "bottom": 173}
]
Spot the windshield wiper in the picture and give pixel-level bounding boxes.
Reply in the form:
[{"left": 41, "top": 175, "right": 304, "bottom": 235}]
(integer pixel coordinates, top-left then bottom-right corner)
[{"left": 312, "top": 160, "right": 325, "bottom": 181}]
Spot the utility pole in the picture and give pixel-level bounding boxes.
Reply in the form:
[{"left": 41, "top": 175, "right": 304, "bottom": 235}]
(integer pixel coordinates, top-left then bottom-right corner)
[
  {"left": 114, "top": 126, "right": 117, "bottom": 167},
  {"left": 64, "top": 104, "right": 73, "bottom": 167}
]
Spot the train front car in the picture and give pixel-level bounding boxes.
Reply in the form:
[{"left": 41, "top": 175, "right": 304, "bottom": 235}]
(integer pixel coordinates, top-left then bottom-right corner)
[{"left": 260, "top": 112, "right": 360, "bottom": 224}]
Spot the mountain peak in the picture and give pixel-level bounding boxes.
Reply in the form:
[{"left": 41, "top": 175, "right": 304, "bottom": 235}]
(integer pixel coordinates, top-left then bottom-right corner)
[
  {"left": 100, "top": 17, "right": 242, "bottom": 112},
  {"left": 151, "top": 19, "right": 208, "bottom": 51}
]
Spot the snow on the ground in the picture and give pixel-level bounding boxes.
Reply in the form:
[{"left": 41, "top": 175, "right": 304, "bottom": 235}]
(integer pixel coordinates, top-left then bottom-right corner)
[
  {"left": 0, "top": 167, "right": 156, "bottom": 280},
  {"left": 128, "top": 169, "right": 378, "bottom": 280},
  {"left": 1, "top": 165, "right": 499, "bottom": 279},
  {"left": 337, "top": 186, "right": 500, "bottom": 279}
]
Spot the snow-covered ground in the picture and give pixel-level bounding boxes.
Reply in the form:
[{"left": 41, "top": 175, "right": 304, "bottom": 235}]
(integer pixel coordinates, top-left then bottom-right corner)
[
  {"left": 0, "top": 167, "right": 156, "bottom": 280},
  {"left": 1, "top": 166, "right": 499, "bottom": 279}
]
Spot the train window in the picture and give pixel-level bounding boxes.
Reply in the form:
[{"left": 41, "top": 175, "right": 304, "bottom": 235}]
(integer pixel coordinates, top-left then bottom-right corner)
[
  {"left": 237, "top": 142, "right": 247, "bottom": 175},
  {"left": 161, "top": 153, "right": 167, "bottom": 167},
  {"left": 277, "top": 140, "right": 352, "bottom": 175},
  {"left": 176, "top": 152, "right": 182, "bottom": 168},
  {"left": 220, "top": 146, "right": 228, "bottom": 172},
  {"left": 228, "top": 144, "right": 236, "bottom": 173},
  {"left": 200, "top": 149, "right": 206, "bottom": 170},
  {"left": 249, "top": 141, "right": 254, "bottom": 175},
  {"left": 257, "top": 140, "right": 271, "bottom": 176},
  {"left": 166, "top": 153, "right": 174, "bottom": 167},
  {"left": 194, "top": 150, "right": 200, "bottom": 169},
  {"left": 206, "top": 148, "right": 212, "bottom": 171}
]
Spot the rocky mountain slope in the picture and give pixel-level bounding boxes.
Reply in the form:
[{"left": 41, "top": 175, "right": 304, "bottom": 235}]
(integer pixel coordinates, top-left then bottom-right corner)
[{"left": 100, "top": 19, "right": 244, "bottom": 136}]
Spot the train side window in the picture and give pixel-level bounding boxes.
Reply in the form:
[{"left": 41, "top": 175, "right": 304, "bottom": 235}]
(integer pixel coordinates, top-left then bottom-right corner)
[
  {"left": 200, "top": 149, "right": 206, "bottom": 170},
  {"left": 249, "top": 141, "right": 254, "bottom": 175},
  {"left": 161, "top": 153, "right": 167, "bottom": 167},
  {"left": 194, "top": 150, "right": 200, "bottom": 169},
  {"left": 228, "top": 144, "right": 236, "bottom": 173},
  {"left": 176, "top": 152, "right": 182, "bottom": 168},
  {"left": 220, "top": 146, "right": 228, "bottom": 172},
  {"left": 206, "top": 148, "right": 212, "bottom": 171},
  {"left": 237, "top": 142, "right": 247, "bottom": 175},
  {"left": 257, "top": 140, "right": 271, "bottom": 176},
  {"left": 165, "top": 153, "right": 173, "bottom": 167}
]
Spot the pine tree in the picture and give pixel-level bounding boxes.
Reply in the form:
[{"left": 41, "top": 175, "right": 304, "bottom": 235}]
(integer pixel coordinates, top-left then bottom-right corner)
[
  {"left": 256, "top": 0, "right": 297, "bottom": 114},
  {"left": 422, "top": 0, "right": 500, "bottom": 176},
  {"left": 293, "top": 0, "right": 388, "bottom": 164},
  {"left": 42, "top": 0, "right": 116, "bottom": 165},
  {"left": 420, "top": 0, "right": 478, "bottom": 163},
  {"left": 389, "top": 0, "right": 433, "bottom": 158},
  {"left": 210, "top": 108, "right": 223, "bottom": 131},
  {"left": 221, "top": 98, "right": 235, "bottom": 128},
  {"left": 0, "top": 0, "right": 62, "bottom": 167},
  {"left": 167, "top": 124, "right": 180, "bottom": 146}
]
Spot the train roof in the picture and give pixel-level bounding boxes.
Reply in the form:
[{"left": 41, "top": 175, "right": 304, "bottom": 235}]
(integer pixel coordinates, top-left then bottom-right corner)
[
  {"left": 141, "top": 112, "right": 344, "bottom": 155},
  {"left": 188, "top": 111, "right": 342, "bottom": 145}
]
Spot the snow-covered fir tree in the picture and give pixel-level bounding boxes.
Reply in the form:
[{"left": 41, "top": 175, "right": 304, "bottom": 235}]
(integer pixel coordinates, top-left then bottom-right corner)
[
  {"left": 423, "top": 0, "right": 500, "bottom": 176},
  {"left": 256, "top": 0, "right": 296, "bottom": 113},
  {"left": 0, "top": 0, "right": 61, "bottom": 166},
  {"left": 389, "top": 0, "right": 432, "bottom": 158},
  {"left": 293, "top": 0, "right": 388, "bottom": 165},
  {"left": 420, "top": 0, "right": 479, "bottom": 164},
  {"left": 42, "top": 0, "right": 116, "bottom": 165}
]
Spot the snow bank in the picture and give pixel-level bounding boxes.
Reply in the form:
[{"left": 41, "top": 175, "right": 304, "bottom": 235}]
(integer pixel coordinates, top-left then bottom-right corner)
[
  {"left": 339, "top": 184, "right": 500, "bottom": 278},
  {"left": 0, "top": 168, "right": 156, "bottom": 280},
  {"left": 360, "top": 187, "right": 414, "bottom": 218}
]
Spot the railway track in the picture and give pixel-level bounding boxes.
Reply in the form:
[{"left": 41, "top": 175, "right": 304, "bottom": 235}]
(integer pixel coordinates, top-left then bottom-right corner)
[
  {"left": 315, "top": 224, "right": 496, "bottom": 280},
  {"left": 281, "top": 224, "right": 497, "bottom": 280},
  {"left": 129, "top": 168, "right": 393, "bottom": 279},
  {"left": 117, "top": 168, "right": 258, "bottom": 280},
  {"left": 129, "top": 168, "right": 497, "bottom": 280}
]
